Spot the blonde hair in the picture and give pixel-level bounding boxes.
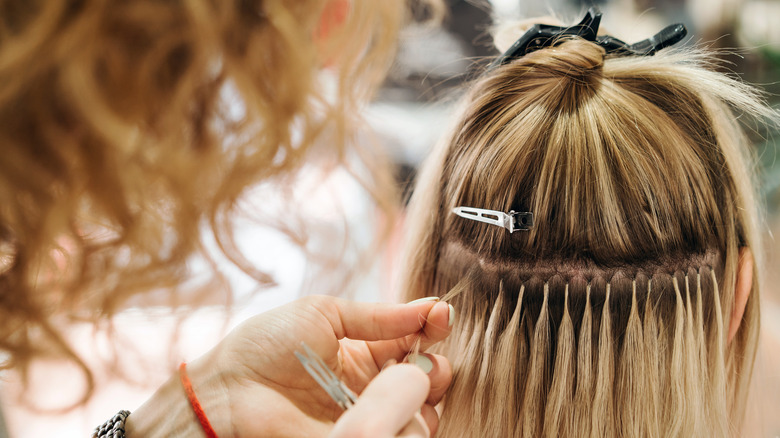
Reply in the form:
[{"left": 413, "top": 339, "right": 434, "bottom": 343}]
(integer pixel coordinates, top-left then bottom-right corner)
[
  {"left": 0, "top": 0, "right": 443, "bottom": 402},
  {"left": 401, "top": 37, "right": 774, "bottom": 436}
]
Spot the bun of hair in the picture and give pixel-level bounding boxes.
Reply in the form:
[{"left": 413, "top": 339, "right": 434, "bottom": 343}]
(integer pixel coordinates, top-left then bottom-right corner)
[
  {"left": 490, "top": 17, "right": 605, "bottom": 81},
  {"left": 519, "top": 38, "right": 605, "bottom": 79}
]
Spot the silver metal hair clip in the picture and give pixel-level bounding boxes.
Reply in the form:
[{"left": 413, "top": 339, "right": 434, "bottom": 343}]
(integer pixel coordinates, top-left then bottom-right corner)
[
  {"left": 453, "top": 206, "right": 534, "bottom": 232},
  {"left": 294, "top": 342, "right": 357, "bottom": 410}
]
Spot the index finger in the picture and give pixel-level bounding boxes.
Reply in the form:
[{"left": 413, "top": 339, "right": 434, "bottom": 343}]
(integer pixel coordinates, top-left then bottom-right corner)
[
  {"left": 315, "top": 296, "right": 446, "bottom": 342},
  {"left": 366, "top": 300, "right": 453, "bottom": 367}
]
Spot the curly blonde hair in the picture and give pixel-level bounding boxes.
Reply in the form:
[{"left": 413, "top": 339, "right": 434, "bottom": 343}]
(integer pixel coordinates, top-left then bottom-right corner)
[{"left": 0, "top": 0, "right": 443, "bottom": 402}]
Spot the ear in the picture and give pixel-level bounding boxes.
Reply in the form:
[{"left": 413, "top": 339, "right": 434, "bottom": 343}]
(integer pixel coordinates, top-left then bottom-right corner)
[
  {"left": 315, "top": 0, "right": 350, "bottom": 42},
  {"left": 314, "top": 0, "right": 350, "bottom": 68},
  {"left": 728, "top": 247, "right": 753, "bottom": 344}
]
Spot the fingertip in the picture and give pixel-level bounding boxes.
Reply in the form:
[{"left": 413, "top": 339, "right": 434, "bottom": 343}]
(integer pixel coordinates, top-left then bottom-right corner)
[
  {"left": 420, "top": 403, "right": 440, "bottom": 436},
  {"left": 424, "top": 354, "right": 452, "bottom": 406},
  {"left": 436, "top": 300, "right": 450, "bottom": 322},
  {"left": 421, "top": 301, "right": 452, "bottom": 342}
]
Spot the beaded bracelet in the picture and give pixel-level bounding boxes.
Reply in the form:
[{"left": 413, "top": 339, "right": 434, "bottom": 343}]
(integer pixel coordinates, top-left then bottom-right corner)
[{"left": 92, "top": 410, "right": 131, "bottom": 438}]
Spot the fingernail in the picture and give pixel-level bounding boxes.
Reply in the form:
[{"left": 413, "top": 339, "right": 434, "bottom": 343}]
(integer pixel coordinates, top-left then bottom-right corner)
[
  {"left": 448, "top": 304, "right": 455, "bottom": 328},
  {"left": 407, "top": 297, "right": 439, "bottom": 304},
  {"left": 411, "top": 354, "right": 433, "bottom": 374}
]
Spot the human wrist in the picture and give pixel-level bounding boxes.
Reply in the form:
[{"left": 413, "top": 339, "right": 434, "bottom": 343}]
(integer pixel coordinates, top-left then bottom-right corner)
[
  {"left": 124, "top": 370, "right": 204, "bottom": 438},
  {"left": 125, "top": 353, "right": 230, "bottom": 437}
]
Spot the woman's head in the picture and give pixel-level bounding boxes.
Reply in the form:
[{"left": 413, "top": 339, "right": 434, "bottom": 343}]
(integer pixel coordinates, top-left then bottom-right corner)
[{"left": 401, "top": 32, "right": 772, "bottom": 436}]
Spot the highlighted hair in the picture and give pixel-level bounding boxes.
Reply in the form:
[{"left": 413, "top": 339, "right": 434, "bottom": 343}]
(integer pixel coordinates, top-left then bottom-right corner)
[
  {"left": 401, "top": 36, "right": 775, "bottom": 435},
  {"left": 437, "top": 254, "right": 727, "bottom": 437}
]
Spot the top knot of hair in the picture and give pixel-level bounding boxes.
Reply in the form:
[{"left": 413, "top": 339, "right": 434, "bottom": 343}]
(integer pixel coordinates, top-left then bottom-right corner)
[{"left": 516, "top": 38, "right": 605, "bottom": 80}]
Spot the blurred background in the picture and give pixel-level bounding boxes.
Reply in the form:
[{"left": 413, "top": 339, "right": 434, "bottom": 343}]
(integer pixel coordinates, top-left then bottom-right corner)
[{"left": 1, "top": 0, "right": 778, "bottom": 436}]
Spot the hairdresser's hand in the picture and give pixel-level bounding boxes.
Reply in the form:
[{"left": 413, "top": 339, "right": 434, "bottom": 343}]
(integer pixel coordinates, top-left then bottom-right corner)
[
  {"left": 328, "top": 363, "right": 441, "bottom": 438},
  {"left": 126, "top": 295, "right": 453, "bottom": 437}
]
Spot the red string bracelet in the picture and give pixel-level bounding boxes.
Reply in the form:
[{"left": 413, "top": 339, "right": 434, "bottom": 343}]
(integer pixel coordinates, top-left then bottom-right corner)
[{"left": 179, "top": 362, "right": 219, "bottom": 438}]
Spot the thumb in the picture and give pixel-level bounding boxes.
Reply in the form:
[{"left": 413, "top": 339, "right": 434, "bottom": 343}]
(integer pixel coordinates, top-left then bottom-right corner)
[{"left": 330, "top": 364, "right": 431, "bottom": 437}]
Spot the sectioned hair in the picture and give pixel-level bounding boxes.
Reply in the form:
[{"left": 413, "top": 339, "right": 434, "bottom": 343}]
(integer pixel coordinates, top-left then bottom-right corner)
[{"left": 400, "top": 35, "right": 775, "bottom": 436}]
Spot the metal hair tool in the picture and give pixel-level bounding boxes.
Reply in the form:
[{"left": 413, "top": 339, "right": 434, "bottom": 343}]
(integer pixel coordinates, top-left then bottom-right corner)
[
  {"left": 488, "top": 7, "right": 687, "bottom": 70},
  {"left": 294, "top": 342, "right": 358, "bottom": 410},
  {"left": 453, "top": 206, "right": 534, "bottom": 232}
]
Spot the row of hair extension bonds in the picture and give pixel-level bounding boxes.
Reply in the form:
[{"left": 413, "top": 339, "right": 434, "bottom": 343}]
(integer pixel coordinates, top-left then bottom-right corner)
[{"left": 436, "top": 262, "right": 729, "bottom": 437}]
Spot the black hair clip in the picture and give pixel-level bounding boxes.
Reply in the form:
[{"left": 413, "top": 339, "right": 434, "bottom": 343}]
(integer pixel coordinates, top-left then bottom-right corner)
[{"left": 488, "top": 7, "right": 687, "bottom": 70}]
